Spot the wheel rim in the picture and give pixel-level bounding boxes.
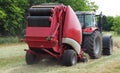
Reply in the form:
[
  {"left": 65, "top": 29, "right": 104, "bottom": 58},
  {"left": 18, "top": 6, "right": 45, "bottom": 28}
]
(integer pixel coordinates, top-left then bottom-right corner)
[
  {"left": 71, "top": 54, "right": 77, "bottom": 65},
  {"left": 94, "top": 37, "right": 100, "bottom": 55}
]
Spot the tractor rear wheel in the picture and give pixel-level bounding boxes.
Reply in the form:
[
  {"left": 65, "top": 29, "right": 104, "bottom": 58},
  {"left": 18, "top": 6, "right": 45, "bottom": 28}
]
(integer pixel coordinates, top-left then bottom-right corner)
[
  {"left": 25, "top": 52, "right": 37, "bottom": 65},
  {"left": 82, "top": 31, "right": 102, "bottom": 59},
  {"left": 102, "top": 36, "right": 113, "bottom": 55},
  {"left": 62, "top": 50, "right": 77, "bottom": 66}
]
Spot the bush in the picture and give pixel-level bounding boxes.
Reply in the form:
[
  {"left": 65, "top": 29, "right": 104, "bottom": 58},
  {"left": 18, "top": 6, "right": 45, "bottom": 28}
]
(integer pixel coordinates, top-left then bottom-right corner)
[
  {"left": 112, "top": 16, "right": 120, "bottom": 35},
  {"left": 0, "top": 36, "right": 20, "bottom": 44}
]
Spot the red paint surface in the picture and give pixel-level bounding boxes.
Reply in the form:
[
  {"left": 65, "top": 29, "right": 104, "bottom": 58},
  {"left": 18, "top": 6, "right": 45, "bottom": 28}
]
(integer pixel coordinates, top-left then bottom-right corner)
[
  {"left": 82, "top": 27, "right": 97, "bottom": 33},
  {"left": 63, "top": 6, "right": 82, "bottom": 44},
  {"left": 25, "top": 5, "right": 83, "bottom": 58}
]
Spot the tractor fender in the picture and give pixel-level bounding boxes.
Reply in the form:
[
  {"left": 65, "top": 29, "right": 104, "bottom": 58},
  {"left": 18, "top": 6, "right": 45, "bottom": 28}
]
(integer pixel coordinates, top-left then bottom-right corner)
[
  {"left": 82, "top": 27, "right": 98, "bottom": 35},
  {"left": 62, "top": 38, "right": 81, "bottom": 54}
]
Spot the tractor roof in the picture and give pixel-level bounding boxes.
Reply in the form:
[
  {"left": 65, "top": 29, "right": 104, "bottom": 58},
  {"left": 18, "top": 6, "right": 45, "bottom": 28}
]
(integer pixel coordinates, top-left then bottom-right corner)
[{"left": 76, "top": 11, "right": 96, "bottom": 15}]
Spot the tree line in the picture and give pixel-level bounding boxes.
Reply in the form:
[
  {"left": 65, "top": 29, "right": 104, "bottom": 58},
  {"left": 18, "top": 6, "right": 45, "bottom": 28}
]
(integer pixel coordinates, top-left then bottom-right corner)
[
  {"left": 0, "top": 0, "right": 98, "bottom": 36},
  {"left": 0, "top": 0, "right": 119, "bottom": 36},
  {"left": 103, "top": 16, "right": 120, "bottom": 34}
]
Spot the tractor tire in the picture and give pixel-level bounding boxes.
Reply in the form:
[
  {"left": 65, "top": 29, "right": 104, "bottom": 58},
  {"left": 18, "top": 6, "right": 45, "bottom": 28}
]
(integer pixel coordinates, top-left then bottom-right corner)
[
  {"left": 102, "top": 35, "right": 113, "bottom": 55},
  {"left": 82, "top": 31, "right": 102, "bottom": 59},
  {"left": 62, "top": 50, "right": 77, "bottom": 66},
  {"left": 25, "top": 52, "right": 37, "bottom": 65}
]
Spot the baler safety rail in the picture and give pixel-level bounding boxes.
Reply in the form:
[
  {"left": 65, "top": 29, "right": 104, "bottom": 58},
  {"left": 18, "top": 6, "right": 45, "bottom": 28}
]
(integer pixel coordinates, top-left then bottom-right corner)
[
  {"left": 24, "top": 49, "right": 59, "bottom": 59},
  {"left": 50, "top": 23, "right": 60, "bottom": 38},
  {"left": 24, "top": 49, "right": 39, "bottom": 56},
  {"left": 46, "top": 23, "right": 60, "bottom": 41}
]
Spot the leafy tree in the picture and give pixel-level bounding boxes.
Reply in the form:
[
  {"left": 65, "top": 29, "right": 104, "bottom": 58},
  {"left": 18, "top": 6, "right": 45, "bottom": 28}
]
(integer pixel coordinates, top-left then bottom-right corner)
[
  {"left": 0, "top": 0, "right": 28, "bottom": 35},
  {"left": 0, "top": 0, "right": 98, "bottom": 36},
  {"left": 0, "top": 9, "right": 6, "bottom": 35},
  {"left": 28, "top": 0, "right": 98, "bottom": 11},
  {"left": 112, "top": 16, "right": 120, "bottom": 34},
  {"left": 102, "top": 16, "right": 114, "bottom": 31},
  {"left": 28, "top": 0, "right": 46, "bottom": 6},
  {"left": 56, "top": 0, "right": 98, "bottom": 11},
  {"left": 88, "top": 1, "right": 98, "bottom": 11}
]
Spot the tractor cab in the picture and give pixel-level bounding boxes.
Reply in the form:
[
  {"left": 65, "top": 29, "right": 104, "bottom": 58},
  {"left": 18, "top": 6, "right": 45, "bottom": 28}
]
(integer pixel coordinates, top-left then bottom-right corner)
[
  {"left": 76, "top": 11, "right": 97, "bottom": 28},
  {"left": 76, "top": 11, "right": 103, "bottom": 32}
]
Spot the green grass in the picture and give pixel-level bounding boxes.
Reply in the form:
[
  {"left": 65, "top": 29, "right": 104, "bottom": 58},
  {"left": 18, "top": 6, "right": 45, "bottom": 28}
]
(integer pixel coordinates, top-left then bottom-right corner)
[
  {"left": 112, "top": 65, "right": 120, "bottom": 73},
  {"left": 0, "top": 43, "right": 120, "bottom": 73},
  {"left": 102, "top": 31, "right": 118, "bottom": 37},
  {"left": 0, "top": 36, "right": 20, "bottom": 44},
  {"left": 0, "top": 33, "right": 120, "bottom": 73},
  {"left": 0, "top": 56, "right": 24, "bottom": 68}
]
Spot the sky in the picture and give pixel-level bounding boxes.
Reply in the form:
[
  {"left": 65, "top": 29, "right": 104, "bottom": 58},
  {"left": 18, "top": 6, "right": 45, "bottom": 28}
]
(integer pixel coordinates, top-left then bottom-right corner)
[{"left": 90, "top": 0, "right": 120, "bottom": 16}]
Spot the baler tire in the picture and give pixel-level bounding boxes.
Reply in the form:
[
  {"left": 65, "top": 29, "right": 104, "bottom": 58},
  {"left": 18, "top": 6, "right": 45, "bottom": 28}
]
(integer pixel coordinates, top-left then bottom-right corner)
[
  {"left": 80, "top": 57, "right": 88, "bottom": 63},
  {"left": 102, "top": 36, "right": 113, "bottom": 55},
  {"left": 62, "top": 50, "right": 77, "bottom": 66},
  {"left": 25, "top": 52, "right": 36, "bottom": 65},
  {"left": 82, "top": 31, "right": 102, "bottom": 59}
]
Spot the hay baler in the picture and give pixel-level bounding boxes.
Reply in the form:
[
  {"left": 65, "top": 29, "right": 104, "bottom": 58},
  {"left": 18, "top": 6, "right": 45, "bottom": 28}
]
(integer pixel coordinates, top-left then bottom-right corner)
[{"left": 25, "top": 4, "right": 85, "bottom": 66}]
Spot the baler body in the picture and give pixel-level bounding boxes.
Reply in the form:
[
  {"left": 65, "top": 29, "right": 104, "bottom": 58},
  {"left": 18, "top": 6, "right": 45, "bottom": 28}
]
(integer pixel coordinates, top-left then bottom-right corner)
[{"left": 25, "top": 4, "right": 84, "bottom": 66}]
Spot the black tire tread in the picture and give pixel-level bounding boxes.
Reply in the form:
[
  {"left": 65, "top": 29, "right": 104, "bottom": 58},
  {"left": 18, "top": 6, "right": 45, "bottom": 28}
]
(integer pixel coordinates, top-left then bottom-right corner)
[
  {"left": 102, "top": 36, "right": 113, "bottom": 55},
  {"left": 62, "top": 50, "right": 77, "bottom": 66},
  {"left": 82, "top": 31, "right": 102, "bottom": 59},
  {"left": 25, "top": 52, "right": 36, "bottom": 65}
]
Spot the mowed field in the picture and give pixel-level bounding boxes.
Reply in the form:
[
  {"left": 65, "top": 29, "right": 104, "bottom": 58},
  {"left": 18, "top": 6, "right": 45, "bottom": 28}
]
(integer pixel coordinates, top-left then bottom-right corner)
[{"left": 0, "top": 36, "right": 120, "bottom": 73}]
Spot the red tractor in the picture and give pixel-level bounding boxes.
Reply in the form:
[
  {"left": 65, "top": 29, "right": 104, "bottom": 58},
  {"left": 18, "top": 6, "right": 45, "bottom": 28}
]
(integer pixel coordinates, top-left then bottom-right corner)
[
  {"left": 76, "top": 11, "right": 113, "bottom": 58},
  {"left": 24, "top": 4, "right": 113, "bottom": 66}
]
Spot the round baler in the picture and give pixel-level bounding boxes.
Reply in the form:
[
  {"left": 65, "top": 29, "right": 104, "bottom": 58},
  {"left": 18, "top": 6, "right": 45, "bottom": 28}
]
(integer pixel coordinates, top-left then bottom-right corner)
[{"left": 25, "top": 4, "right": 85, "bottom": 66}]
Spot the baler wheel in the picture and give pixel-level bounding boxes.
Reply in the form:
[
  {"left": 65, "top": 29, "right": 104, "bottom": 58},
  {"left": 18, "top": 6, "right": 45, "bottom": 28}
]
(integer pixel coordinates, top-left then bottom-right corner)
[
  {"left": 62, "top": 50, "right": 77, "bottom": 66},
  {"left": 80, "top": 57, "right": 88, "bottom": 62},
  {"left": 102, "top": 36, "right": 113, "bottom": 55},
  {"left": 82, "top": 31, "right": 102, "bottom": 59},
  {"left": 25, "top": 52, "right": 37, "bottom": 65}
]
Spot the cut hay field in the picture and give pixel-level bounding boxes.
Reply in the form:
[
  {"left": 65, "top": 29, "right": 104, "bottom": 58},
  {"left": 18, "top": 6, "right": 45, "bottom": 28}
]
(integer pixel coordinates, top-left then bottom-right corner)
[{"left": 0, "top": 36, "right": 120, "bottom": 73}]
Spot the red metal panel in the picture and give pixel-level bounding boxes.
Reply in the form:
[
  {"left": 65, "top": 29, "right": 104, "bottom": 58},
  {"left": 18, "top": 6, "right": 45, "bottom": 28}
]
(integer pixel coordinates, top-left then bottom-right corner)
[
  {"left": 25, "top": 6, "right": 60, "bottom": 53},
  {"left": 26, "top": 27, "right": 52, "bottom": 37},
  {"left": 82, "top": 27, "right": 97, "bottom": 33},
  {"left": 63, "top": 6, "right": 82, "bottom": 44}
]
